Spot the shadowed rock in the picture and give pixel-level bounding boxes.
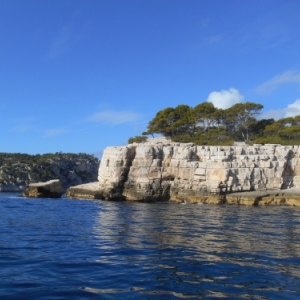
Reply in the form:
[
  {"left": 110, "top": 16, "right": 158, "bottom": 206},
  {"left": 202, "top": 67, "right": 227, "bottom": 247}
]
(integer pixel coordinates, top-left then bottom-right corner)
[{"left": 23, "top": 179, "right": 64, "bottom": 198}]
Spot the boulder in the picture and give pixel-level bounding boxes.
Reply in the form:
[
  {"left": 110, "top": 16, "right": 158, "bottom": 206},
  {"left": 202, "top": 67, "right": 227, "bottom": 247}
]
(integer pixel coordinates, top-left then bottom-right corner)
[{"left": 23, "top": 179, "right": 64, "bottom": 198}]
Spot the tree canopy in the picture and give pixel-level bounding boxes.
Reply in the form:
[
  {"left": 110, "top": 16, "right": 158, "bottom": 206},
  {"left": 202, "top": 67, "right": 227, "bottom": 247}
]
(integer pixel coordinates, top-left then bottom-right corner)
[{"left": 128, "top": 100, "right": 300, "bottom": 145}]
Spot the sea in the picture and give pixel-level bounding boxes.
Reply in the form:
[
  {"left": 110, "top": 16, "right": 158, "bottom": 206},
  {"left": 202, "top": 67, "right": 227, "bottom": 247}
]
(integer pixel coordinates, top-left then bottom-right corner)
[{"left": 0, "top": 193, "right": 299, "bottom": 300}]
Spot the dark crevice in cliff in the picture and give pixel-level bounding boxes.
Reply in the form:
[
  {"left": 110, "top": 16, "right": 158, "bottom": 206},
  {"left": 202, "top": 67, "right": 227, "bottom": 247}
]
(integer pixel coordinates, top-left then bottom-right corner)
[
  {"left": 281, "top": 150, "right": 295, "bottom": 189},
  {"left": 253, "top": 196, "right": 262, "bottom": 206},
  {"left": 120, "top": 146, "right": 137, "bottom": 200}
]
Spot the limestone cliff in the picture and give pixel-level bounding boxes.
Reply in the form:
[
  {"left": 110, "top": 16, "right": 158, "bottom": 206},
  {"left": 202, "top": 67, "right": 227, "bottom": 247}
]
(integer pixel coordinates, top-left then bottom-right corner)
[
  {"left": 66, "top": 138, "right": 300, "bottom": 205},
  {"left": 65, "top": 138, "right": 300, "bottom": 206}
]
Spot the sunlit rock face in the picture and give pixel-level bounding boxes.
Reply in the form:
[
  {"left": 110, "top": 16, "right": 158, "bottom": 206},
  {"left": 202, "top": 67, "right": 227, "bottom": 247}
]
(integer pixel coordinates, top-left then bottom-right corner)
[
  {"left": 97, "top": 145, "right": 136, "bottom": 200},
  {"left": 96, "top": 138, "right": 300, "bottom": 202}
]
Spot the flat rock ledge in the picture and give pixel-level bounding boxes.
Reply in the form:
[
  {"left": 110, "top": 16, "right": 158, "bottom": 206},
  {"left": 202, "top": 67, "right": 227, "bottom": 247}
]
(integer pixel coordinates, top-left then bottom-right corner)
[
  {"left": 66, "top": 183, "right": 300, "bottom": 206},
  {"left": 23, "top": 179, "right": 64, "bottom": 198},
  {"left": 65, "top": 182, "right": 105, "bottom": 200},
  {"left": 224, "top": 188, "right": 300, "bottom": 206},
  {"left": 169, "top": 188, "right": 300, "bottom": 206}
]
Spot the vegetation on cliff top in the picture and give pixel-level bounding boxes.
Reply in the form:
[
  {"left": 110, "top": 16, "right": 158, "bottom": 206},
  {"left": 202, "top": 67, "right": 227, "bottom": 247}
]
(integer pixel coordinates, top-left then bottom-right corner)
[{"left": 129, "top": 102, "right": 300, "bottom": 145}]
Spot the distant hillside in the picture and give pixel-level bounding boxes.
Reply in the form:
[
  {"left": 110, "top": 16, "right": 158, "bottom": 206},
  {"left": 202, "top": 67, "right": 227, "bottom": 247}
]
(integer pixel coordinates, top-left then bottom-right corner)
[{"left": 0, "top": 152, "right": 100, "bottom": 192}]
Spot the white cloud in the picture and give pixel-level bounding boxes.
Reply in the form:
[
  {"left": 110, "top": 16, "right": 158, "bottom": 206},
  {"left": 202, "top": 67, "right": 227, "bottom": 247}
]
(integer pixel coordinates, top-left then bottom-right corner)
[
  {"left": 258, "top": 109, "right": 284, "bottom": 121},
  {"left": 43, "top": 128, "right": 68, "bottom": 137},
  {"left": 256, "top": 70, "right": 300, "bottom": 95},
  {"left": 87, "top": 110, "right": 142, "bottom": 125},
  {"left": 206, "top": 88, "right": 244, "bottom": 109},
  {"left": 258, "top": 99, "right": 300, "bottom": 120},
  {"left": 284, "top": 99, "right": 300, "bottom": 117}
]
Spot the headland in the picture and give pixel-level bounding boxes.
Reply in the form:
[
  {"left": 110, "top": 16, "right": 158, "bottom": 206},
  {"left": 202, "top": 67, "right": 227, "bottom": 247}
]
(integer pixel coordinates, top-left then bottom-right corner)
[{"left": 66, "top": 138, "right": 300, "bottom": 206}]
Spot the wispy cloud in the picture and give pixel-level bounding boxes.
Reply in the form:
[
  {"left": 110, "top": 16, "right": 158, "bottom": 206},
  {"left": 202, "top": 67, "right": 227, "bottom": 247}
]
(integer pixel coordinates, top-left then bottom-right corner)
[
  {"left": 194, "top": 34, "right": 223, "bottom": 50},
  {"left": 10, "top": 117, "right": 36, "bottom": 133},
  {"left": 238, "top": 3, "right": 298, "bottom": 51},
  {"left": 46, "top": 11, "right": 84, "bottom": 59},
  {"left": 87, "top": 110, "right": 142, "bottom": 125},
  {"left": 11, "top": 125, "right": 35, "bottom": 133},
  {"left": 43, "top": 128, "right": 68, "bottom": 137},
  {"left": 205, "top": 34, "right": 222, "bottom": 45},
  {"left": 47, "top": 23, "right": 73, "bottom": 59},
  {"left": 255, "top": 70, "right": 300, "bottom": 95},
  {"left": 206, "top": 88, "right": 244, "bottom": 109}
]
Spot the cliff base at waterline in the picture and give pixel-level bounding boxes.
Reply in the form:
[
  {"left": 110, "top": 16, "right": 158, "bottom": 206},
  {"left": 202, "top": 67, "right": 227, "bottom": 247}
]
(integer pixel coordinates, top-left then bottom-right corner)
[
  {"left": 65, "top": 182, "right": 103, "bottom": 200},
  {"left": 66, "top": 138, "right": 300, "bottom": 206}
]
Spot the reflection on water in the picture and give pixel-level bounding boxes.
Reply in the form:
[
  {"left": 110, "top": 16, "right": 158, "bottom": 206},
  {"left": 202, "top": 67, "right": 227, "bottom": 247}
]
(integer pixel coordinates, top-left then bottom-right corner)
[
  {"left": 0, "top": 193, "right": 300, "bottom": 299},
  {"left": 93, "top": 201, "right": 300, "bottom": 299}
]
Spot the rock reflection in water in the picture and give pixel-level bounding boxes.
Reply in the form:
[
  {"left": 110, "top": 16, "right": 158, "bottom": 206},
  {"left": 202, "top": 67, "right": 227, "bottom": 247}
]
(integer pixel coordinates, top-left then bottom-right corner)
[
  {"left": 1, "top": 193, "right": 299, "bottom": 299},
  {"left": 92, "top": 201, "right": 300, "bottom": 298}
]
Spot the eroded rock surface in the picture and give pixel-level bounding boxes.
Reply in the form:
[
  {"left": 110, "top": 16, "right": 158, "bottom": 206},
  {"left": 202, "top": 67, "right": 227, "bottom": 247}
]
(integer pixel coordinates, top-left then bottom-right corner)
[
  {"left": 23, "top": 179, "right": 64, "bottom": 198},
  {"left": 67, "top": 138, "right": 300, "bottom": 205}
]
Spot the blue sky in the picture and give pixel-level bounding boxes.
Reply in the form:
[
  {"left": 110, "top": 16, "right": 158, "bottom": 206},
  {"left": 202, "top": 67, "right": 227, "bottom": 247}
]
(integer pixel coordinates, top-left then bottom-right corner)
[{"left": 1, "top": 0, "right": 300, "bottom": 157}]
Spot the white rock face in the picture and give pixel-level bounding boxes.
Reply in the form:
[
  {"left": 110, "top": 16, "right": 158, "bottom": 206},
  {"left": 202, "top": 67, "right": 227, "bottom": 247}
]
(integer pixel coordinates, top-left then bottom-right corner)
[
  {"left": 98, "top": 145, "right": 136, "bottom": 199},
  {"left": 96, "top": 139, "right": 300, "bottom": 201}
]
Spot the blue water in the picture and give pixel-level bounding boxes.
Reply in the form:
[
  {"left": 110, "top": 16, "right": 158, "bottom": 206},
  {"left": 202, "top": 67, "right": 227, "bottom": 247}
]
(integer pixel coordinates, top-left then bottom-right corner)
[{"left": 0, "top": 193, "right": 300, "bottom": 299}]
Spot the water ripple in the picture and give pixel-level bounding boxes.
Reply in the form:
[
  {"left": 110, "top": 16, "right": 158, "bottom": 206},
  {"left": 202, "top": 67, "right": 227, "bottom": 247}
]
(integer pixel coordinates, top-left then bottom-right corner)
[{"left": 0, "top": 194, "right": 300, "bottom": 299}]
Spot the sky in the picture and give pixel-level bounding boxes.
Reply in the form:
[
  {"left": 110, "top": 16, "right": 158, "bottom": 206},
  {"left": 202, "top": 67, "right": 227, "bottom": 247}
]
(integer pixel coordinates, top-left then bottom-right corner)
[{"left": 1, "top": 0, "right": 300, "bottom": 157}]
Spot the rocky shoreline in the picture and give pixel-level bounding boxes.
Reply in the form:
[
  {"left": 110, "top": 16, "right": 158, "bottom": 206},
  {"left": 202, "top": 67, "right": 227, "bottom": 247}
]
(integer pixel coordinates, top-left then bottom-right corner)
[
  {"left": 224, "top": 188, "right": 300, "bottom": 206},
  {"left": 65, "top": 182, "right": 102, "bottom": 200},
  {"left": 9, "top": 139, "right": 300, "bottom": 206},
  {"left": 64, "top": 138, "right": 300, "bottom": 206},
  {"left": 65, "top": 182, "right": 300, "bottom": 206},
  {"left": 19, "top": 177, "right": 300, "bottom": 206}
]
